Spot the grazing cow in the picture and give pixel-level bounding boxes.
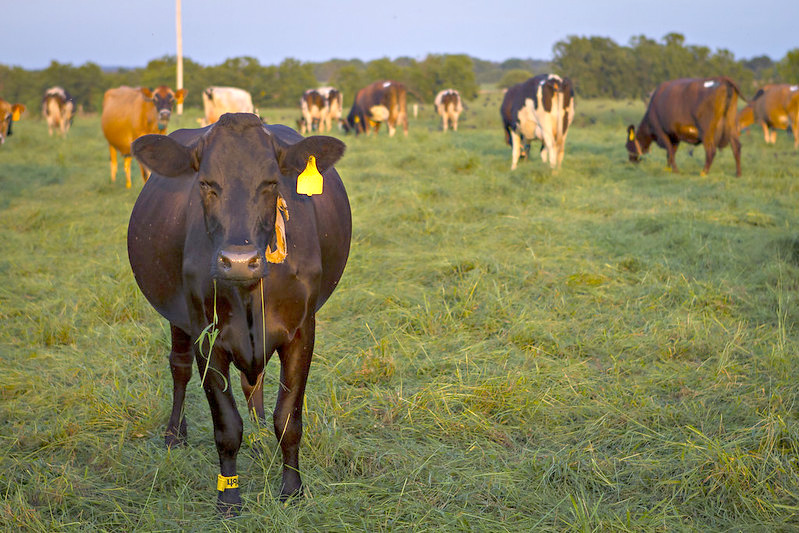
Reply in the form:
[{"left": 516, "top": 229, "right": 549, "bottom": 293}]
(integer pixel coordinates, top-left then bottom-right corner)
[
  {"left": 737, "top": 84, "right": 799, "bottom": 147},
  {"left": 434, "top": 89, "right": 464, "bottom": 132},
  {"left": 318, "top": 86, "right": 343, "bottom": 132},
  {"left": 343, "top": 80, "right": 408, "bottom": 136},
  {"left": 627, "top": 77, "right": 743, "bottom": 176},
  {"left": 501, "top": 74, "right": 575, "bottom": 170},
  {"left": 101, "top": 86, "right": 186, "bottom": 188},
  {"left": 0, "top": 98, "right": 25, "bottom": 146},
  {"left": 201, "top": 86, "right": 256, "bottom": 127},
  {"left": 128, "top": 113, "right": 350, "bottom": 514},
  {"left": 300, "top": 89, "right": 328, "bottom": 134},
  {"left": 42, "top": 87, "right": 75, "bottom": 137}
]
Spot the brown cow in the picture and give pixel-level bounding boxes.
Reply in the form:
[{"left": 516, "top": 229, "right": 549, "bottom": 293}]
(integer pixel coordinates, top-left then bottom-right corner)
[
  {"left": 626, "top": 77, "right": 743, "bottom": 176},
  {"left": 737, "top": 84, "right": 799, "bottom": 147},
  {"left": 101, "top": 86, "right": 187, "bottom": 188},
  {"left": 0, "top": 98, "right": 26, "bottom": 146},
  {"left": 343, "top": 81, "right": 408, "bottom": 136}
]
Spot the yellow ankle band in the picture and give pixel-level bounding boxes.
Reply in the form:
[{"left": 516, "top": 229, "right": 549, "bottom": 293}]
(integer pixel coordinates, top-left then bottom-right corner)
[{"left": 217, "top": 474, "right": 239, "bottom": 491}]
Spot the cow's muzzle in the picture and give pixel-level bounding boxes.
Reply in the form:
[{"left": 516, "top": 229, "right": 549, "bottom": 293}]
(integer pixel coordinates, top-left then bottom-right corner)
[{"left": 215, "top": 245, "right": 266, "bottom": 281}]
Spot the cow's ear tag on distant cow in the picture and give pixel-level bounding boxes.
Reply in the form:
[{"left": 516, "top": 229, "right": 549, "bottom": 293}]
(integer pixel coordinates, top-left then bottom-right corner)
[
  {"left": 297, "top": 155, "right": 323, "bottom": 196},
  {"left": 628, "top": 129, "right": 635, "bottom": 141},
  {"left": 12, "top": 108, "right": 21, "bottom": 121}
]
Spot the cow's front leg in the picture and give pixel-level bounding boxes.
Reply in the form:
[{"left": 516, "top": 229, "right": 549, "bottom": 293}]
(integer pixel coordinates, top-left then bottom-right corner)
[
  {"left": 274, "top": 315, "right": 315, "bottom": 501},
  {"left": 196, "top": 347, "right": 243, "bottom": 516}
]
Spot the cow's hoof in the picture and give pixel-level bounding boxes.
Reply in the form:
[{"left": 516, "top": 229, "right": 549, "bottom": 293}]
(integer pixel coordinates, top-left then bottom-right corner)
[
  {"left": 217, "top": 488, "right": 242, "bottom": 517},
  {"left": 279, "top": 484, "right": 304, "bottom": 505},
  {"left": 164, "top": 419, "right": 188, "bottom": 448}
]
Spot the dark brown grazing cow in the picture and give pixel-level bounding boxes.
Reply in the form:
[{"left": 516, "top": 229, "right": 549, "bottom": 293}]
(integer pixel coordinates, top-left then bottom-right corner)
[
  {"left": 128, "top": 113, "right": 350, "bottom": 514},
  {"left": 737, "top": 84, "right": 799, "bottom": 147},
  {"left": 343, "top": 80, "right": 408, "bottom": 136},
  {"left": 102, "top": 85, "right": 187, "bottom": 188},
  {"left": 0, "top": 98, "right": 26, "bottom": 146},
  {"left": 626, "top": 77, "right": 743, "bottom": 176}
]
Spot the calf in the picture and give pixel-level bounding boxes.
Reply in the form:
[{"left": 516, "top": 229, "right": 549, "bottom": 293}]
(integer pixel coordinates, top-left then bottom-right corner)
[
  {"left": 434, "top": 89, "right": 463, "bottom": 132},
  {"left": 627, "top": 77, "right": 743, "bottom": 176},
  {"left": 737, "top": 84, "right": 799, "bottom": 148},
  {"left": 0, "top": 98, "right": 25, "bottom": 146},
  {"left": 128, "top": 113, "right": 350, "bottom": 514},
  {"left": 343, "top": 80, "right": 408, "bottom": 136},
  {"left": 42, "top": 87, "right": 75, "bottom": 137},
  {"left": 501, "top": 74, "right": 575, "bottom": 170},
  {"left": 101, "top": 85, "right": 186, "bottom": 188}
]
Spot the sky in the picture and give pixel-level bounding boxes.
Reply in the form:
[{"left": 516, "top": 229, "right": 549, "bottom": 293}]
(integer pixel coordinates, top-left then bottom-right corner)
[{"left": 6, "top": 0, "right": 798, "bottom": 70}]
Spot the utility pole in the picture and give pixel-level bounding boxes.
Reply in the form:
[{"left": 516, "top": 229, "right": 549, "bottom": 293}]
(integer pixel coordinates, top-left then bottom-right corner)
[{"left": 176, "top": 0, "right": 184, "bottom": 115}]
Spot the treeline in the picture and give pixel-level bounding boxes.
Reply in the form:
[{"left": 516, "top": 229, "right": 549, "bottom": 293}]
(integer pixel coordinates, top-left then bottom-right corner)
[
  {"left": 1, "top": 33, "right": 797, "bottom": 114},
  {"left": 553, "top": 33, "right": 799, "bottom": 99},
  {"left": 0, "top": 54, "right": 483, "bottom": 114}
]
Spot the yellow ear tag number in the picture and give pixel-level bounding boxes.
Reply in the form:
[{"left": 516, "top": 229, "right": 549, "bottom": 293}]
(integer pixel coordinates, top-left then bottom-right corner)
[
  {"left": 297, "top": 155, "right": 323, "bottom": 196},
  {"left": 217, "top": 474, "right": 239, "bottom": 491}
]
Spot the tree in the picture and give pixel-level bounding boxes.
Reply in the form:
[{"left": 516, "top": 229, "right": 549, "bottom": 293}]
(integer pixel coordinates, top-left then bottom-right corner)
[
  {"left": 497, "top": 69, "right": 532, "bottom": 89},
  {"left": 777, "top": 49, "right": 799, "bottom": 83}
]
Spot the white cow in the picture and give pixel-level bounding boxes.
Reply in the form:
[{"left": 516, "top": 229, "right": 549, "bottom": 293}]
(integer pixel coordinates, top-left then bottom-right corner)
[{"left": 201, "top": 87, "right": 256, "bottom": 126}]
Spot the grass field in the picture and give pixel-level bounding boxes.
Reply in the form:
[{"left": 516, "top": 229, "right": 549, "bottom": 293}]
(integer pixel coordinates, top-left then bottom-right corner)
[{"left": 2, "top": 92, "right": 799, "bottom": 531}]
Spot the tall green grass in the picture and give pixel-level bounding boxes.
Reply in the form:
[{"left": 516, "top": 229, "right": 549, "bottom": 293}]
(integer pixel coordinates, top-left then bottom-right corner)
[{"left": 1, "top": 96, "right": 799, "bottom": 530}]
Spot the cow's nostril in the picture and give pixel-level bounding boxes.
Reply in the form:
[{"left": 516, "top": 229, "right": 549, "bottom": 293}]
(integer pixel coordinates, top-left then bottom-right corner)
[{"left": 247, "top": 257, "right": 260, "bottom": 271}]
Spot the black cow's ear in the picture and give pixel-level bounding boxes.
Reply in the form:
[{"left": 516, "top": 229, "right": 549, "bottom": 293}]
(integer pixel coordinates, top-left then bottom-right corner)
[
  {"left": 132, "top": 134, "right": 196, "bottom": 177},
  {"left": 276, "top": 135, "right": 346, "bottom": 177}
]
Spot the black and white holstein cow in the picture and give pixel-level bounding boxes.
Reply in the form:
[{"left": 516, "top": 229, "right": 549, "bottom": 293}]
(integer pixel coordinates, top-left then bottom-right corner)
[
  {"left": 501, "top": 74, "right": 575, "bottom": 171},
  {"left": 42, "top": 86, "right": 76, "bottom": 137},
  {"left": 434, "top": 89, "right": 463, "bottom": 132},
  {"left": 128, "top": 113, "right": 351, "bottom": 514}
]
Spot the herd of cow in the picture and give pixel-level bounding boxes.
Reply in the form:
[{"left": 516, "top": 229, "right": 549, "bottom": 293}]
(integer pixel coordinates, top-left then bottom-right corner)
[{"left": 2, "top": 74, "right": 799, "bottom": 515}]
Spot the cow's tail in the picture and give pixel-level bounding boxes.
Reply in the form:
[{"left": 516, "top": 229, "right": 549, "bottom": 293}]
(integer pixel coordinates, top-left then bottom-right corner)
[{"left": 719, "top": 76, "right": 748, "bottom": 105}]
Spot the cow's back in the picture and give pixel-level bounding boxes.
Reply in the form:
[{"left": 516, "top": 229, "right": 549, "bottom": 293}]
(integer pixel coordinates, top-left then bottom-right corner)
[{"left": 102, "top": 87, "right": 153, "bottom": 155}]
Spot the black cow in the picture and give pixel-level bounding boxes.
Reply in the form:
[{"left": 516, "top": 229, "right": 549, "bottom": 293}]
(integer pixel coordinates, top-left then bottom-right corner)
[{"left": 128, "top": 113, "right": 351, "bottom": 514}]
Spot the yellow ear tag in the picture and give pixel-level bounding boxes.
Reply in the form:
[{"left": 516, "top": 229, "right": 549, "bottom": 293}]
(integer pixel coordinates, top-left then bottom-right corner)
[
  {"left": 12, "top": 108, "right": 21, "bottom": 121},
  {"left": 628, "top": 130, "right": 635, "bottom": 141},
  {"left": 297, "top": 155, "right": 323, "bottom": 196}
]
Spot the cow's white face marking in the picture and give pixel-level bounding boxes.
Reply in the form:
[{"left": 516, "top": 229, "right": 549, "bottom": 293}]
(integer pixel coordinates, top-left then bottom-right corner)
[
  {"left": 704, "top": 80, "right": 717, "bottom": 88},
  {"left": 383, "top": 82, "right": 392, "bottom": 88},
  {"left": 790, "top": 85, "right": 799, "bottom": 92}
]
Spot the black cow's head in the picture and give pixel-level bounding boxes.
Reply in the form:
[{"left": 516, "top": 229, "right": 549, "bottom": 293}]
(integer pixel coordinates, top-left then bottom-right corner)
[
  {"left": 626, "top": 125, "right": 642, "bottom": 163},
  {"left": 141, "top": 86, "right": 187, "bottom": 132},
  {"left": 132, "top": 113, "right": 345, "bottom": 284},
  {"left": 0, "top": 102, "right": 25, "bottom": 145}
]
